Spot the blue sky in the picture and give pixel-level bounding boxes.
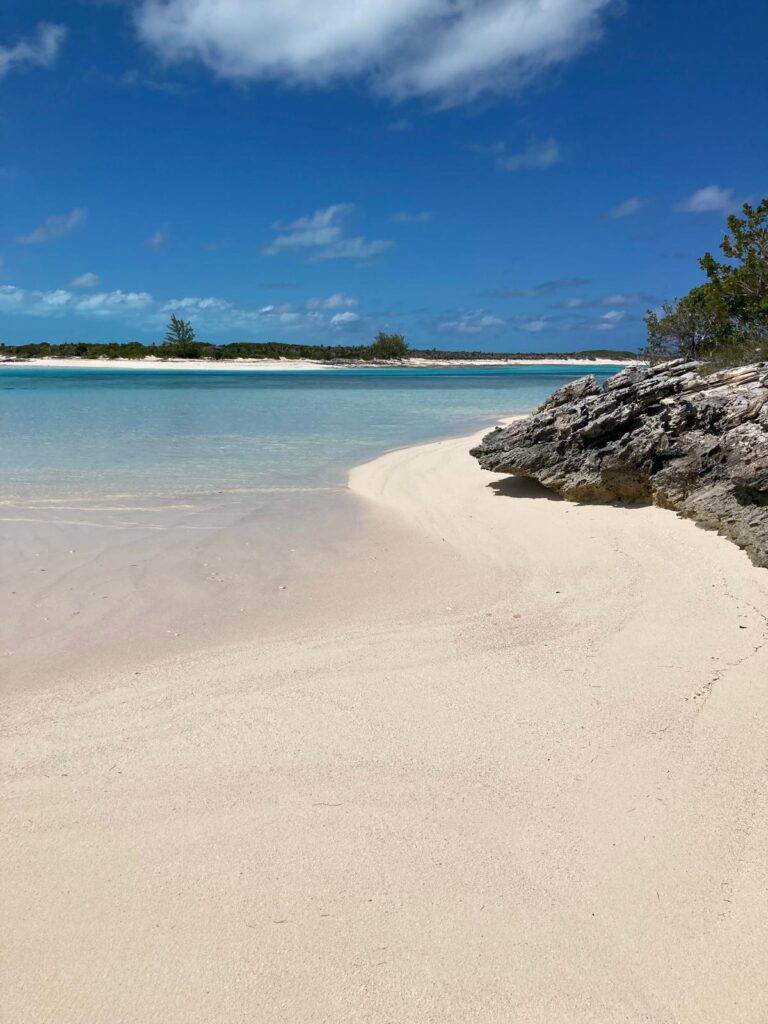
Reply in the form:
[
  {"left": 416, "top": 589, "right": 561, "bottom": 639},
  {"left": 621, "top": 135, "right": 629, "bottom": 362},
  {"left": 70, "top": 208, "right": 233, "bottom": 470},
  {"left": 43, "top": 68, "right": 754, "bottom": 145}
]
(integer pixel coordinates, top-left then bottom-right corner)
[{"left": 1, "top": 0, "right": 766, "bottom": 351}]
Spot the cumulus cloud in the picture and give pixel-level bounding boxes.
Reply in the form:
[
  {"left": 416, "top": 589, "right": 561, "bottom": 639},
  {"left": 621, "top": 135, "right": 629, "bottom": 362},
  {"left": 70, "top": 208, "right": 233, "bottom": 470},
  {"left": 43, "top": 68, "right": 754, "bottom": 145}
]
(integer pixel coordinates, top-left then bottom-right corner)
[
  {"left": 15, "top": 208, "right": 86, "bottom": 245},
  {"left": 135, "top": 0, "right": 615, "bottom": 105},
  {"left": 608, "top": 196, "right": 647, "bottom": 219},
  {"left": 306, "top": 292, "right": 359, "bottom": 310},
  {"left": 0, "top": 284, "right": 152, "bottom": 317},
  {"left": 391, "top": 210, "right": 432, "bottom": 224},
  {"left": 75, "top": 290, "right": 155, "bottom": 314},
  {"left": 495, "top": 137, "right": 560, "bottom": 171},
  {"left": 0, "top": 281, "right": 368, "bottom": 337},
  {"left": 595, "top": 309, "right": 626, "bottom": 329},
  {"left": 330, "top": 311, "right": 362, "bottom": 328},
  {"left": 264, "top": 204, "right": 392, "bottom": 261},
  {"left": 69, "top": 272, "right": 100, "bottom": 288},
  {"left": 436, "top": 310, "right": 507, "bottom": 335},
  {"left": 507, "top": 308, "right": 637, "bottom": 336},
  {"left": 0, "top": 23, "right": 66, "bottom": 79},
  {"left": 676, "top": 185, "right": 738, "bottom": 214}
]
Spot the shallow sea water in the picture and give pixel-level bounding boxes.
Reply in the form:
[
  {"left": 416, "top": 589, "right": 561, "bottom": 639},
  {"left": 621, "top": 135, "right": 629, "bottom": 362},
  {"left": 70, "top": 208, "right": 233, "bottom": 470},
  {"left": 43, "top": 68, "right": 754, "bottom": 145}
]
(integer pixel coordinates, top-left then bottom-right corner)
[{"left": 0, "top": 364, "right": 621, "bottom": 499}]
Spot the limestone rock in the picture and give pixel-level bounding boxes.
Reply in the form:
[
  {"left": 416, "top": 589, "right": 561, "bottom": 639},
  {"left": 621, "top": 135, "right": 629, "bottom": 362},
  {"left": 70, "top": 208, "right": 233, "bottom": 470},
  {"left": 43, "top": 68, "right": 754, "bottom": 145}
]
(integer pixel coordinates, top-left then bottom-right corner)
[{"left": 471, "top": 360, "right": 768, "bottom": 567}]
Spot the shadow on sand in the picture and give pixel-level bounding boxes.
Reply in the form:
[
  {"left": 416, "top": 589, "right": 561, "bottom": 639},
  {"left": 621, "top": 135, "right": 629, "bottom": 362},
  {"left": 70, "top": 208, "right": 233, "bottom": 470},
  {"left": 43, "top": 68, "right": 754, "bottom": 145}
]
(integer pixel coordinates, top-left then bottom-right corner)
[{"left": 487, "top": 476, "right": 562, "bottom": 501}]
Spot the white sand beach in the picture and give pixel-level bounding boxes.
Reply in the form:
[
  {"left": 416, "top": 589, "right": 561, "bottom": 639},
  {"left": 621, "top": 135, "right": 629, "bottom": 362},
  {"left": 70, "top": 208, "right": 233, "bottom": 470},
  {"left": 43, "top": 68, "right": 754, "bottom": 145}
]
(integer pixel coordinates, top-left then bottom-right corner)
[
  {"left": 2, "top": 425, "right": 767, "bottom": 1023},
  {"left": 2, "top": 355, "right": 640, "bottom": 371}
]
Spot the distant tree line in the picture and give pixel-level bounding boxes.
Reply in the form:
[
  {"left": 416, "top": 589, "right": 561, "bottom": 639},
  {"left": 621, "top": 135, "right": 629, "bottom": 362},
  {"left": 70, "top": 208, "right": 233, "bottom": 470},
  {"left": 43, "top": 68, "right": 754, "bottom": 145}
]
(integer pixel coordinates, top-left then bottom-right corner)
[
  {"left": 1, "top": 316, "right": 636, "bottom": 364},
  {"left": 0, "top": 339, "right": 637, "bottom": 363},
  {"left": 644, "top": 198, "right": 767, "bottom": 367}
]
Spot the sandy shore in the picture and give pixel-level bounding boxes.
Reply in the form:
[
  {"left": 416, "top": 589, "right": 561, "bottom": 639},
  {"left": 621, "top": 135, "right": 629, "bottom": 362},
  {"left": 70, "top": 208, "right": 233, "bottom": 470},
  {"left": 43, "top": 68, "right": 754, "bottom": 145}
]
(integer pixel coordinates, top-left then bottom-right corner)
[
  {"left": 2, "top": 355, "right": 639, "bottom": 371},
  {"left": 2, "top": 426, "right": 767, "bottom": 1022}
]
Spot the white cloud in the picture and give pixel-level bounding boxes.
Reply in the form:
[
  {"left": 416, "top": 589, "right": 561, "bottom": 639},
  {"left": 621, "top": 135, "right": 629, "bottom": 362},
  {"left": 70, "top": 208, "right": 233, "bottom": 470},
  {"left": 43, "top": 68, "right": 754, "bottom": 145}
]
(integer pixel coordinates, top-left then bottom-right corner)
[
  {"left": 507, "top": 308, "right": 640, "bottom": 335},
  {"left": 135, "top": 0, "right": 614, "bottom": 105},
  {"left": 306, "top": 293, "right": 359, "bottom": 310},
  {"left": 518, "top": 318, "right": 549, "bottom": 333},
  {"left": 69, "top": 272, "right": 100, "bottom": 289},
  {"left": 158, "top": 295, "right": 231, "bottom": 314},
  {"left": 392, "top": 210, "right": 432, "bottom": 224},
  {"left": 74, "top": 290, "right": 155, "bottom": 315},
  {"left": 0, "top": 285, "right": 25, "bottom": 310},
  {"left": 330, "top": 311, "right": 362, "bottom": 327},
  {"left": 608, "top": 196, "right": 647, "bottom": 219},
  {"left": 264, "top": 204, "right": 392, "bottom": 261},
  {"left": 0, "top": 284, "right": 153, "bottom": 318},
  {"left": 495, "top": 137, "right": 560, "bottom": 171},
  {"left": 437, "top": 310, "right": 506, "bottom": 335},
  {"left": 15, "top": 208, "right": 86, "bottom": 245},
  {"left": 388, "top": 118, "right": 412, "bottom": 132},
  {"left": 0, "top": 23, "right": 66, "bottom": 79},
  {"left": 147, "top": 225, "right": 170, "bottom": 249},
  {"left": 676, "top": 186, "right": 738, "bottom": 214},
  {"left": 0, "top": 280, "right": 364, "bottom": 337},
  {"left": 593, "top": 309, "right": 625, "bottom": 329},
  {"left": 597, "top": 293, "right": 640, "bottom": 306},
  {"left": 40, "top": 289, "right": 73, "bottom": 309}
]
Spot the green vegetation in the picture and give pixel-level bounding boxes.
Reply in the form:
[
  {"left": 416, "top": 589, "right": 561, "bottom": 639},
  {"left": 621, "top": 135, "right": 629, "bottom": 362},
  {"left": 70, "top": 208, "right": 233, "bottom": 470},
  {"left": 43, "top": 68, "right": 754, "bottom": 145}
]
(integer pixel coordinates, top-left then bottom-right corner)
[
  {"left": 0, "top": 340, "right": 637, "bottom": 363},
  {"left": 163, "top": 315, "right": 202, "bottom": 358},
  {"left": 644, "top": 198, "right": 768, "bottom": 366},
  {"left": 370, "top": 331, "right": 408, "bottom": 360},
  {"left": 1, "top": 315, "right": 636, "bottom": 365}
]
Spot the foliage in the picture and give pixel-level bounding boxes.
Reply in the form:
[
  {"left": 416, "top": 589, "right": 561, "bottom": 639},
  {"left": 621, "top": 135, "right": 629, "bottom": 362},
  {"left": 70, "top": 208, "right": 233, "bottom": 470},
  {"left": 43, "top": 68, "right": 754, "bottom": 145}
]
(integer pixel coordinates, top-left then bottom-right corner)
[
  {"left": 643, "top": 198, "right": 768, "bottom": 366},
  {"left": 369, "top": 331, "right": 409, "bottom": 360},
  {"left": 162, "top": 315, "right": 202, "bottom": 357},
  {"left": 1, "top": 341, "right": 638, "bottom": 363},
  {"left": 643, "top": 285, "right": 725, "bottom": 362}
]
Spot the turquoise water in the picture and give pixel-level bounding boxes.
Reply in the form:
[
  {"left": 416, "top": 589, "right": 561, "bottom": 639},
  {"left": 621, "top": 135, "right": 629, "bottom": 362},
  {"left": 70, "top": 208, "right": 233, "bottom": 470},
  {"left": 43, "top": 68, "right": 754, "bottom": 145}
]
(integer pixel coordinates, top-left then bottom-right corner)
[{"left": 0, "top": 365, "right": 620, "bottom": 499}]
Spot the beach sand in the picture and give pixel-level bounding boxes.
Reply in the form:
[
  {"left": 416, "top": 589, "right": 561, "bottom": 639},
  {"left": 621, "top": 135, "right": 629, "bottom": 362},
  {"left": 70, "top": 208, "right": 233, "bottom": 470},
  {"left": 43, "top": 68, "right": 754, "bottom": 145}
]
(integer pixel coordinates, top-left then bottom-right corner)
[
  {"left": 3, "top": 355, "right": 639, "bottom": 371},
  {"left": 2, "top": 427, "right": 767, "bottom": 1023}
]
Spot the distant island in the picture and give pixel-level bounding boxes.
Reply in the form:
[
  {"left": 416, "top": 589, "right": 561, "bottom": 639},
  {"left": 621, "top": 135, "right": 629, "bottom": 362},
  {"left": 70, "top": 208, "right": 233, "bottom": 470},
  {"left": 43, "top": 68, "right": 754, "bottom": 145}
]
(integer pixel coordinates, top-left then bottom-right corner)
[
  {"left": 0, "top": 317, "right": 635, "bottom": 365},
  {"left": 0, "top": 339, "right": 637, "bottom": 366}
]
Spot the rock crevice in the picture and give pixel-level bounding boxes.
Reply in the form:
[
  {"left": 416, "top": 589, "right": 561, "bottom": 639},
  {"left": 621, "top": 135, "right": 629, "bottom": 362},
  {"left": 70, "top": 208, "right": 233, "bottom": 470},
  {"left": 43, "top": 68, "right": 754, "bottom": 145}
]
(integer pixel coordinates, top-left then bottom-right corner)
[{"left": 470, "top": 360, "right": 768, "bottom": 567}]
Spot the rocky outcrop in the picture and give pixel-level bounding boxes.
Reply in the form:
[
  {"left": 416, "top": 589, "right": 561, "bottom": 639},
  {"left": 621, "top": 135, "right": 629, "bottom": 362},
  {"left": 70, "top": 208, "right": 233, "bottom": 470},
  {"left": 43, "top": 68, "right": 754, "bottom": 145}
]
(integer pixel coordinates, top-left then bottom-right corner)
[{"left": 471, "top": 360, "right": 768, "bottom": 568}]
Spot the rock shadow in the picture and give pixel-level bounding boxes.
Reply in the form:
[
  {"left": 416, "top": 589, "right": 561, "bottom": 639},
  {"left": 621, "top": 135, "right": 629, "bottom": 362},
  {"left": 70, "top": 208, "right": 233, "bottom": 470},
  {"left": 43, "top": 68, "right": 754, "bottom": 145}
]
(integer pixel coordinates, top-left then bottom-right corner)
[{"left": 488, "top": 476, "right": 562, "bottom": 501}]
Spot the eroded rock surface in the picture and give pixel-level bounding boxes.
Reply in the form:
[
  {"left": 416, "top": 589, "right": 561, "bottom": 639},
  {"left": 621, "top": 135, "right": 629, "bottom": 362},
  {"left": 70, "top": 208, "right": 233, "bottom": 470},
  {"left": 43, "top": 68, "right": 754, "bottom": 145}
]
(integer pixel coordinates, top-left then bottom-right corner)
[{"left": 471, "top": 360, "right": 768, "bottom": 567}]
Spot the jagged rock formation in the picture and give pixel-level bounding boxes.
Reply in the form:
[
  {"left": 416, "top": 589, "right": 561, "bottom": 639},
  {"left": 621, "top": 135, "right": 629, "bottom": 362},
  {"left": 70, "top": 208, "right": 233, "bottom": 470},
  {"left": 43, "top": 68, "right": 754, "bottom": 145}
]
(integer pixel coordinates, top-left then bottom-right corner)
[{"left": 471, "top": 360, "right": 768, "bottom": 568}]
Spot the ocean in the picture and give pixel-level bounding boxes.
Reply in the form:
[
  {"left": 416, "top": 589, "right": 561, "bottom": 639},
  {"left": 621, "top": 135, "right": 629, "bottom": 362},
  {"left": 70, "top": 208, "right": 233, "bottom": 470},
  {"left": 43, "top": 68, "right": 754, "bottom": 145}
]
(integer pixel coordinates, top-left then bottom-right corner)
[{"left": 0, "top": 364, "right": 620, "bottom": 500}]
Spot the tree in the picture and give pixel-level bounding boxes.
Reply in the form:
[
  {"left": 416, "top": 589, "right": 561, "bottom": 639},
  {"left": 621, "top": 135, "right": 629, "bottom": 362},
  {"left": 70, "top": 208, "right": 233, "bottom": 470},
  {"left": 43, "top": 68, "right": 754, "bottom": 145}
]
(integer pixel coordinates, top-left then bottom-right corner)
[
  {"left": 163, "top": 315, "right": 200, "bottom": 357},
  {"left": 700, "top": 198, "right": 768, "bottom": 351},
  {"left": 643, "top": 198, "right": 768, "bottom": 366},
  {"left": 370, "top": 331, "right": 408, "bottom": 360},
  {"left": 643, "top": 285, "right": 724, "bottom": 362}
]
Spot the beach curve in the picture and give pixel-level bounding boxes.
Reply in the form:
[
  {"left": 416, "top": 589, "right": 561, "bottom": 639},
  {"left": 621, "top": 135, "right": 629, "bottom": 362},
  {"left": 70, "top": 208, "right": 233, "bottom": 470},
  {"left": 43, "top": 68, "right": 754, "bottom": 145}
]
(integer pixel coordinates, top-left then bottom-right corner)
[{"left": 2, "top": 422, "right": 767, "bottom": 1023}]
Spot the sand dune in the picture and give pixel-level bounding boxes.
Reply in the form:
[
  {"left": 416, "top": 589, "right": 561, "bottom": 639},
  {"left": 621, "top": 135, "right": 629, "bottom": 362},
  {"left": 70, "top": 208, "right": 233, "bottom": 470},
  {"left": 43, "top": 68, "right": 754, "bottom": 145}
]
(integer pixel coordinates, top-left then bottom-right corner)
[{"left": 3, "top": 428, "right": 767, "bottom": 1023}]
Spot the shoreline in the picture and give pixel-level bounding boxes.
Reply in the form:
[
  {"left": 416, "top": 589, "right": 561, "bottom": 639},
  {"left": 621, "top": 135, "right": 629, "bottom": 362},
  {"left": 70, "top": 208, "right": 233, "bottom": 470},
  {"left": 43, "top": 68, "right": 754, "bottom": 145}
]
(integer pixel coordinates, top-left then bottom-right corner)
[
  {"left": 1, "top": 355, "right": 640, "bottom": 371},
  {"left": 3, "top": 419, "right": 767, "bottom": 1022}
]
